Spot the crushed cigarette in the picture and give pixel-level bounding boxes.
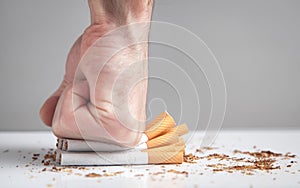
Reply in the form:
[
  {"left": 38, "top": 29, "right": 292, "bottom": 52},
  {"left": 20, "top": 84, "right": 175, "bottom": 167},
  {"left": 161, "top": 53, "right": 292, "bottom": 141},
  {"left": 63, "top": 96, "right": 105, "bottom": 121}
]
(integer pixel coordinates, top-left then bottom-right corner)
[{"left": 55, "top": 112, "right": 188, "bottom": 166}]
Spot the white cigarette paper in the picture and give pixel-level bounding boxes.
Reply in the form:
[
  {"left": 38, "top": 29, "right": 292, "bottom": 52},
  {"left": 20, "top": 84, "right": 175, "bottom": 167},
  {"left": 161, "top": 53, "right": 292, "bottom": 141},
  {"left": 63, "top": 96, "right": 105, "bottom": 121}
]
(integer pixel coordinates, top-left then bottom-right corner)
[
  {"left": 58, "top": 150, "right": 149, "bottom": 165},
  {"left": 56, "top": 149, "right": 183, "bottom": 165}
]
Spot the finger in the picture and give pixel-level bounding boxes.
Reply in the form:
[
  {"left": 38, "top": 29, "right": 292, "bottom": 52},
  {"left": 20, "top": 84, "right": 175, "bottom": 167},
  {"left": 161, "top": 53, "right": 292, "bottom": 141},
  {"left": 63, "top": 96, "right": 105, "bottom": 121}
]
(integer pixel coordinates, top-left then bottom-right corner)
[
  {"left": 39, "top": 96, "right": 59, "bottom": 126},
  {"left": 51, "top": 79, "right": 90, "bottom": 136},
  {"left": 39, "top": 79, "right": 70, "bottom": 126},
  {"left": 52, "top": 81, "right": 142, "bottom": 147}
]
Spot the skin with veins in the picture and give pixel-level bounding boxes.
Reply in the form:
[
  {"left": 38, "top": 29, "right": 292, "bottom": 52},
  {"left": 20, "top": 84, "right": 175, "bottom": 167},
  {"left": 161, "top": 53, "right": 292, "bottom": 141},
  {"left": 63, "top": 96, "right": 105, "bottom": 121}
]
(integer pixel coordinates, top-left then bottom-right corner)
[{"left": 40, "top": 0, "right": 153, "bottom": 147}]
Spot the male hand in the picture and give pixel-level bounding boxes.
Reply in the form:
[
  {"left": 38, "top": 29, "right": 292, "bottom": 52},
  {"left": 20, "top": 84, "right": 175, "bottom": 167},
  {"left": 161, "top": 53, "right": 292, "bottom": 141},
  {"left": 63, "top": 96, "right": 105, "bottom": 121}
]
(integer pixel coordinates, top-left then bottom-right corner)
[{"left": 40, "top": 0, "right": 153, "bottom": 147}]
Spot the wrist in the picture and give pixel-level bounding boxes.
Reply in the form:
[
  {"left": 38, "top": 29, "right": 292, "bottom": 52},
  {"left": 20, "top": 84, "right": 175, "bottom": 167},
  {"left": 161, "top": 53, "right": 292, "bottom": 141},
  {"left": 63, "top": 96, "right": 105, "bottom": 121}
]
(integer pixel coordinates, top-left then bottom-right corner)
[{"left": 88, "top": 0, "right": 153, "bottom": 26}]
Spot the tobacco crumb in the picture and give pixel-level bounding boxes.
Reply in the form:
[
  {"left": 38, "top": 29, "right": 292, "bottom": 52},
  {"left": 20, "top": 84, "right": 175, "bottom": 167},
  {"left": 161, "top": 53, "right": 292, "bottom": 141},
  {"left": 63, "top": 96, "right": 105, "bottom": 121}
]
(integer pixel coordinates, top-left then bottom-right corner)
[
  {"left": 285, "top": 152, "right": 296, "bottom": 158},
  {"left": 167, "top": 169, "right": 188, "bottom": 177},
  {"left": 42, "top": 168, "right": 47, "bottom": 172},
  {"left": 85, "top": 173, "right": 102, "bottom": 178},
  {"left": 62, "top": 169, "right": 72, "bottom": 174},
  {"left": 32, "top": 157, "right": 38, "bottom": 160},
  {"left": 44, "top": 153, "right": 56, "bottom": 161},
  {"left": 233, "top": 150, "right": 283, "bottom": 158},
  {"left": 152, "top": 172, "right": 165, "bottom": 176},
  {"left": 196, "top": 147, "right": 218, "bottom": 153},
  {"left": 43, "top": 160, "right": 50, "bottom": 166},
  {"left": 103, "top": 171, "right": 124, "bottom": 177},
  {"left": 184, "top": 153, "right": 200, "bottom": 163},
  {"left": 287, "top": 165, "right": 291, "bottom": 168}
]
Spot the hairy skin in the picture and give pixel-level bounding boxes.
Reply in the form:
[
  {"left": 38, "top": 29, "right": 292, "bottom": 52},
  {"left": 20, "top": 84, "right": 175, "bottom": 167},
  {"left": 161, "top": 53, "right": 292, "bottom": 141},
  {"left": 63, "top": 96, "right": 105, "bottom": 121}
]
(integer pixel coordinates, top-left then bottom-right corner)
[{"left": 40, "top": 0, "right": 153, "bottom": 147}]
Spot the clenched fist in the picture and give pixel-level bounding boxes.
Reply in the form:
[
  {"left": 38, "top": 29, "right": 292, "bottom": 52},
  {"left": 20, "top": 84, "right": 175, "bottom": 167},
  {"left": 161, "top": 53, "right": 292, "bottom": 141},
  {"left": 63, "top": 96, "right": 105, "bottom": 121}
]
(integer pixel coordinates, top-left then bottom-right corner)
[{"left": 40, "top": 0, "right": 153, "bottom": 147}]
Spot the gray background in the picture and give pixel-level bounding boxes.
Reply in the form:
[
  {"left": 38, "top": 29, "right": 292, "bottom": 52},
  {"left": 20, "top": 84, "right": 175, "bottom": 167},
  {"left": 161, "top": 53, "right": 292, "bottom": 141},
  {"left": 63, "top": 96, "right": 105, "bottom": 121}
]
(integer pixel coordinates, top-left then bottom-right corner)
[{"left": 0, "top": 0, "right": 299, "bottom": 131}]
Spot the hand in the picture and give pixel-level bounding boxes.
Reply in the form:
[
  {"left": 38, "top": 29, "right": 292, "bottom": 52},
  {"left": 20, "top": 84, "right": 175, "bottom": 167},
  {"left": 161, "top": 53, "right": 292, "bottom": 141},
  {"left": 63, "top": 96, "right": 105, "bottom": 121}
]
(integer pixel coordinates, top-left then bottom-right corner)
[
  {"left": 40, "top": 0, "right": 153, "bottom": 147},
  {"left": 55, "top": 24, "right": 149, "bottom": 146}
]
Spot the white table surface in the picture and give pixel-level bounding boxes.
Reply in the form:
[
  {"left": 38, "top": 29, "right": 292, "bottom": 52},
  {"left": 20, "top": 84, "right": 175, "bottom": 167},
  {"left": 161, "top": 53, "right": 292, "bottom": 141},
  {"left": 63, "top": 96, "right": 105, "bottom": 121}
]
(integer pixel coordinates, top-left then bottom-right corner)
[{"left": 0, "top": 130, "right": 299, "bottom": 188}]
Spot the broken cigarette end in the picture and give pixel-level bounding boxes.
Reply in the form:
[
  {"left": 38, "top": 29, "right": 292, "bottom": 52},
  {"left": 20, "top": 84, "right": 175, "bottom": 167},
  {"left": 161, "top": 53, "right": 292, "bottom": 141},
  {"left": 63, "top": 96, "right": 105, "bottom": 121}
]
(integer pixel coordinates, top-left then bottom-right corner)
[{"left": 146, "top": 111, "right": 176, "bottom": 140}]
